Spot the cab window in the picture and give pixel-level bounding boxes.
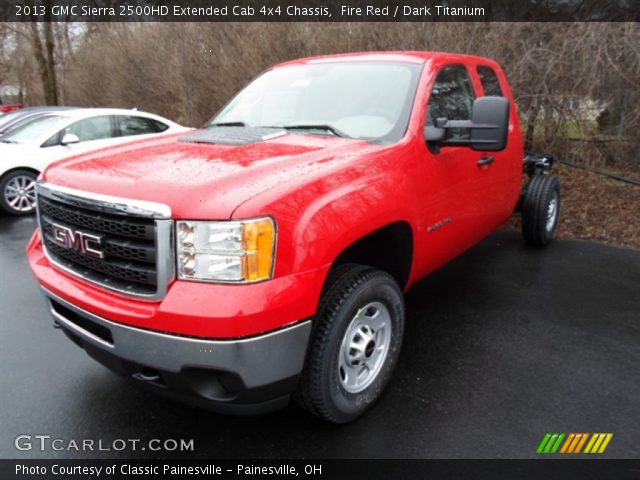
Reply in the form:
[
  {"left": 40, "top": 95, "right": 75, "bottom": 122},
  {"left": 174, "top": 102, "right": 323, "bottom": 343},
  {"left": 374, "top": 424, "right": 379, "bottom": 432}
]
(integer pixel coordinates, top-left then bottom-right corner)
[
  {"left": 427, "top": 64, "right": 475, "bottom": 140},
  {"left": 477, "top": 66, "right": 504, "bottom": 97}
]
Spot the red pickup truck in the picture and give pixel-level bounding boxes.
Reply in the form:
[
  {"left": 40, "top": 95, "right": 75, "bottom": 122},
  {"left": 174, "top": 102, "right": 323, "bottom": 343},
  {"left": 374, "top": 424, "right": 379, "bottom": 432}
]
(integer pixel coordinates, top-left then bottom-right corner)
[{"left": 28, "top": 52, "right": 560, "bottom": 423}]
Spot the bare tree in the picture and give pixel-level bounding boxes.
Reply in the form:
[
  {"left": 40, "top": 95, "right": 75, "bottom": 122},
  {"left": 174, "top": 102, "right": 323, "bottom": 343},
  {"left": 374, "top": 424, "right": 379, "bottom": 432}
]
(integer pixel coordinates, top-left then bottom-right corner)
[
  {"left": 51, "top": 22, "right": 639, "bottom": 169},
  {"left": 29, "top": 19, "right": 58, "bottom": 104}
]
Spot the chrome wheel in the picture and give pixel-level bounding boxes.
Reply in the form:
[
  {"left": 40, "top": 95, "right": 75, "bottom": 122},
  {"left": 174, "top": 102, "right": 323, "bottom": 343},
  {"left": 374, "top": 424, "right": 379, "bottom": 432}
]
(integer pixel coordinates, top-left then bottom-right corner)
[
  {"left": 546, "top": 193, "right": 558, "bottom": 232},
  {"left": 4, "top": 175, "right": 36, "bottom": 213},
  {"left": 338, "top": 301, "right": 391, "bottom": 394}
]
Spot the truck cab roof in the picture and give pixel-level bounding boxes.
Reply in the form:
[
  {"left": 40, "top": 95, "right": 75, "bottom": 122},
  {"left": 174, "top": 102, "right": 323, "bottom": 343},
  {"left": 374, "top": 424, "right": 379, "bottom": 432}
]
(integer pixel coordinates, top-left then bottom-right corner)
[{"left": 273, "top": 51, "right": 501, "bottom": 68}]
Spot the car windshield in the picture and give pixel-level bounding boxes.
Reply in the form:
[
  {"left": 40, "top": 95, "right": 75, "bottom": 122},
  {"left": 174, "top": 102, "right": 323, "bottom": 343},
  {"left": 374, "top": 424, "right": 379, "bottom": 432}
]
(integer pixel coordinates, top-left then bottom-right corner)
[
  {"left": 1, "top": 114, "right": 49, "bottom": 135},
  {"left": 0, "top": 115, "right": 69, "bottom": 144},
  {"left": 211, "top": 62, "right": 422, "bottom": 141},
  {"left": 0, "top": 110, "right": 30, "bottom": 130}
]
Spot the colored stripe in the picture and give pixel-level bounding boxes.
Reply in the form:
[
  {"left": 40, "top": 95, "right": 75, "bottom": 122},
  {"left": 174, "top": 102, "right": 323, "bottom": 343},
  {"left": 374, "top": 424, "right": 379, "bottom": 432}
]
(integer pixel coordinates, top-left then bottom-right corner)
[
  {"left": 537, "top": 434, "right": 552, "bottom": 454},
  {"left": 544, "top": 434, "right": 559, "bottom": 453},
  {"left": 567, "top": 434, "right": 582, "bottom": 453},
  {"left": 574, "top": 433, "right": 589, "bottom": 453},
  {"left": 598, "top": 434, "right": 613, "bottom": 453},
  {"left": 583, "top": 433, "right": 598, "bottom": 453},
  {"left": 550, "top": 433, "right": 565, "bottom": 453},
  {"left": 590, "top": 434, "right": 606, "bottom": 453},
  {"left": 560, "top": 434, "right": 575, "bottom": 453}
]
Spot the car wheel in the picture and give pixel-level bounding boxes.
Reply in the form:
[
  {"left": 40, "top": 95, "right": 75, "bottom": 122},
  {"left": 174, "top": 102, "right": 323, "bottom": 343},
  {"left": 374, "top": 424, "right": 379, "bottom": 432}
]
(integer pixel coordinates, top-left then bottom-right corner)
[
  {"left": 522, "top": 174, "right": 560, "bottom": 246},
  {"left": 296, "top": 264, "right": 405, "bottom": 423},
  {"left": 0, "top": 169, "right": 38, "bottom": 215}
]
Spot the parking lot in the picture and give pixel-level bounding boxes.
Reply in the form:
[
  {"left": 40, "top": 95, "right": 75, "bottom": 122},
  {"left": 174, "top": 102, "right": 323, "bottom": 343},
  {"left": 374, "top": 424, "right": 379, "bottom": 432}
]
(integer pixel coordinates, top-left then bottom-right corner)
[{"left": 1, "top": 214, "right": 639, "bottom": 459}]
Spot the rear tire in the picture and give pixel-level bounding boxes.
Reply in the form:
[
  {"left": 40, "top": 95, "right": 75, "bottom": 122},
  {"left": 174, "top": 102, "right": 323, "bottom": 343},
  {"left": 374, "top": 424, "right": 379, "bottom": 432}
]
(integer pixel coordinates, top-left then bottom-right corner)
[
  {"left": 295, "top": 264, "right": 405, "bottom": 423},
  {"left": 522, "top": 174, "right": 560, "bottom": 246},
  {"left": 0, "top": 169, "right": 38, "bottom": 215}
]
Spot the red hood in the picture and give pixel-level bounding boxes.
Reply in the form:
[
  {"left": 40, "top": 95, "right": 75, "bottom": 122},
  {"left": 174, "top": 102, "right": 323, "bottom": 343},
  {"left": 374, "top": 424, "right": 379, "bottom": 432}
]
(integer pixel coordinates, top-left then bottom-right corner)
[{"left": 43, "top": 131, "right": 376, "bottom": 219}]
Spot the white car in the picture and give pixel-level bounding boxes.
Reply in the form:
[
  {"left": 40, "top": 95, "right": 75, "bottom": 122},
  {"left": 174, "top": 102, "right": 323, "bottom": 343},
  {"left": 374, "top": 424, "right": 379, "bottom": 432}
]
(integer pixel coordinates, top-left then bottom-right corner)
[{"left": 0, "top": 108, "right": 189, "bottom": 215}]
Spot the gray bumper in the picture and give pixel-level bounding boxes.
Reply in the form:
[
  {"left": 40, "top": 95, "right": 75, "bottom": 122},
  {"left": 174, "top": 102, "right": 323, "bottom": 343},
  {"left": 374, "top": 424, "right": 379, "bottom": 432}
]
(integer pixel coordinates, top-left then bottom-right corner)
[{"left": 43, "top": 288, "right": 311, "bottom": 410}]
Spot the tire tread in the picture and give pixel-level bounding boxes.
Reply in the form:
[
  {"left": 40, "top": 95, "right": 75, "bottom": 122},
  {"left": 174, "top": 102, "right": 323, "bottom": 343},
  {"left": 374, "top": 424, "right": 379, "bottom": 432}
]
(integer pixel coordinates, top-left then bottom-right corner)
[
  {"left": 295, "top": 264, "right": 401, "bottom": 423},
  {"left": 522, "top": 174, "right": 560, "bottom": 245}
]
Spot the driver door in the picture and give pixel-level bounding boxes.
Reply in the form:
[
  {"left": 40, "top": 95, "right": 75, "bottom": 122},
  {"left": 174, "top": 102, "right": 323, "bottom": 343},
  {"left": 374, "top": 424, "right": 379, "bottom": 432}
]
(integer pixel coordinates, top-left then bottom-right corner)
[{"left": 416, "top": 64, "right": 504, "bottom": 273}]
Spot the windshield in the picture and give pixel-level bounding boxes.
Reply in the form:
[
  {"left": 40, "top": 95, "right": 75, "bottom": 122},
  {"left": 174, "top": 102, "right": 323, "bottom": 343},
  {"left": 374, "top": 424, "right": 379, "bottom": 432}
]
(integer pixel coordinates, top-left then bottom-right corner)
[
  {"left": 211, "top": 62, "right": 422, "bottom": 141},
  {"left": 1, "top": 114, "right": 48, "bottom": 135},
  {"left": 0, "top": 110, "right": 31, "bottom": 130},
  {"left": 0, "top": 115, "right": 69, "bottom": 144}
]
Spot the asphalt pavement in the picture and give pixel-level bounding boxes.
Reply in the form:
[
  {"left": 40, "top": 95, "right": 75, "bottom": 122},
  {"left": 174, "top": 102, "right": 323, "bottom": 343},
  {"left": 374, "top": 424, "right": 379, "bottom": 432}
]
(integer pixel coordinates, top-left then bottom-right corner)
[{"left": 1, "top": 214, "right": 639, "bottom": 459}]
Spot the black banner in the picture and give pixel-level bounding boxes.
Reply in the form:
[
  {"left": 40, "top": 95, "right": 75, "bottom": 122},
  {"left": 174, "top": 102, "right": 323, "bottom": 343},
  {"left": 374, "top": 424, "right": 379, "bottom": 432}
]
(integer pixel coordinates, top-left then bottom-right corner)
[
  {"left": 1, "top": 0, "right": 639, "bottom": 22},
  {"left": 3, "top": 460, "right": 640, "bottom": 480}
]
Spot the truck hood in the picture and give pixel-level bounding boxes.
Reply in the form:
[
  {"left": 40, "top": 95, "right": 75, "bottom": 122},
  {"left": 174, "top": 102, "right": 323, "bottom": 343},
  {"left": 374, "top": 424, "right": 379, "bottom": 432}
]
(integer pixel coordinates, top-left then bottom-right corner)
[{"left": 42, "top": 131, "right": 376, "bottom": 219}]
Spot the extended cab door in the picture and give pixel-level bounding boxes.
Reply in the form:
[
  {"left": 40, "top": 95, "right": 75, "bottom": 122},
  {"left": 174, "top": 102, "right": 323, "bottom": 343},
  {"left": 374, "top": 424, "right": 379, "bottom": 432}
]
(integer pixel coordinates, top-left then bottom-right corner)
[
  {"left": 474, "top": 64, "right": 523, "bottom": 224},
  {"left": 415, "top": 63, "right": 509, "bottom": 273}
]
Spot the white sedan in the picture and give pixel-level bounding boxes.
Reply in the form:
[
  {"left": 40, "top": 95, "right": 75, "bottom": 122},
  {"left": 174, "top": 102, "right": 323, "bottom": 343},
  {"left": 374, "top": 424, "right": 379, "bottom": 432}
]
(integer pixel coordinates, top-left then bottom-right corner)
[{"left": 0, "top": 108, "right": 188, "bottom": 215}]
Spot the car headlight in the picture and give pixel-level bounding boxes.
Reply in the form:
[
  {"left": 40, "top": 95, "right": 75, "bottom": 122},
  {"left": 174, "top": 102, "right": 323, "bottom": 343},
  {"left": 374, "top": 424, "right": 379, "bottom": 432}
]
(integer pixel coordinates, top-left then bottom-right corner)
[{"left": 176, "top": 217, "right": 276, "bottom": 283}]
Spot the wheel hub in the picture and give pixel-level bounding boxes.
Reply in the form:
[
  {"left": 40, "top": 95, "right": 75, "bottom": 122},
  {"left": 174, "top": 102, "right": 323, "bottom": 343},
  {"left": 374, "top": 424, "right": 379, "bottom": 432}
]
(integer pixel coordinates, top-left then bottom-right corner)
[
  {"left": 4, "top": 175, "right": 36, "bottom": 213},
  {"left": 365, "top": 340, "right": 375, "bottom": 357},
  {"left": 338, "top": 302, "right": 391, "bottom": 393}
]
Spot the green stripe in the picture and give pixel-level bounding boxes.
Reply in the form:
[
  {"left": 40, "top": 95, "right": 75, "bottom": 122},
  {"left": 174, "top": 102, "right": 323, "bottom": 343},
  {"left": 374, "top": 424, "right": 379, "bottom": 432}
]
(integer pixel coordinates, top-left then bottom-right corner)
[
  {"left": 550, "top": 433, "right": 565, "bottom": 453},
  {"left": 544, "top": 434, "right": 559, "bottom": 453},
  {"left": 537, "top": 434, "right": 552, "bottom": 453}
]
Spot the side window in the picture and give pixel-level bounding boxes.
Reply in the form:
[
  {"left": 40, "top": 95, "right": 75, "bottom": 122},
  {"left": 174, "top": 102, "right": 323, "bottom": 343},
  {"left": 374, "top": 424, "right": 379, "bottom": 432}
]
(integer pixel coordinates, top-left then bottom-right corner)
[
  {"left": 42, "top": 131, "right": 62, "bottom": 147},
  {"left": 427, "top": 64, "right": 475, "bottom": 140},
  {"left": 477, "top": 66, "right": 503, "bottom": 97},
  {"left": 67, "top": 116, "right": 114, "bottom": 142},
  {"left": 149, "top": 118, "right": 169, "bottom": 132},
  {"left": 117, "top": 116, "right": 167, "bottom": 137}
]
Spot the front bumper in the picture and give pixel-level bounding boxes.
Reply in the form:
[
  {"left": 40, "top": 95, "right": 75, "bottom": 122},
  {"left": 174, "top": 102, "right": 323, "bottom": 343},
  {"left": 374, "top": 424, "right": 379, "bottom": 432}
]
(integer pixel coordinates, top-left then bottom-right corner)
[
  {"left": 44, "top": 287, "right": 312, "bottom": 414},
  {"left": 28, "top": 229, "right": 328, "bottom": 338}
]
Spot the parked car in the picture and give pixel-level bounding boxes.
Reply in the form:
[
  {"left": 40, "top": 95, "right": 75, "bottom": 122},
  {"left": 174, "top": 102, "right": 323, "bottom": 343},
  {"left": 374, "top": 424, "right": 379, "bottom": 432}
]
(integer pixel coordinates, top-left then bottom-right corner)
[
  {"left": 0, "top": 108, "right": 188, "bottom": 215},
  {"left": 0, "top": 106, "right": 78, "bottom": 136},
  {"left": 0, "top": 102, "right": 23, "bottom": 115},
  {"left": 28, "top": 52, "right": 560, "bottom": 422}
]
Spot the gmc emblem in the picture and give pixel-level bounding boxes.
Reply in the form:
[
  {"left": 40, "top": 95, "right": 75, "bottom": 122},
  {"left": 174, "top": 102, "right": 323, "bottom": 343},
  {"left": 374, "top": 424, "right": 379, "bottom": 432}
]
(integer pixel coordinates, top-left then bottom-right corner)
[{"left": 51, "top": 223, "right": 104, "bottom": 259}]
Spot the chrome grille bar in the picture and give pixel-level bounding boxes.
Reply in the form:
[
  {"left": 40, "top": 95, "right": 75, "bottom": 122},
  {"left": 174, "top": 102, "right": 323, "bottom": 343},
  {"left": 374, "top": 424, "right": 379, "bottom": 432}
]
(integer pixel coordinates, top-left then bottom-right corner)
[{"left": 36, "top": 182, "right": 174, "bottom": 301}]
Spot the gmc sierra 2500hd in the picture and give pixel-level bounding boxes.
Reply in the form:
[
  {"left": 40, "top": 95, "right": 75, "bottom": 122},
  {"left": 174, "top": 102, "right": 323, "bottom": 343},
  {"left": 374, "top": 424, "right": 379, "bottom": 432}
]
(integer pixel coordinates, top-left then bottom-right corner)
[{"left": 28, "top": 52, "right": 560, "bottom": 423}]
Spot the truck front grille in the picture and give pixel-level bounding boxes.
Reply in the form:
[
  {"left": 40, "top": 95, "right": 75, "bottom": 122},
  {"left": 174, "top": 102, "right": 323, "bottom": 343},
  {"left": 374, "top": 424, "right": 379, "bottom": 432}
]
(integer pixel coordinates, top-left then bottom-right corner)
[{"left": 36, "top": 183, "right": 174, "bottom": 300}]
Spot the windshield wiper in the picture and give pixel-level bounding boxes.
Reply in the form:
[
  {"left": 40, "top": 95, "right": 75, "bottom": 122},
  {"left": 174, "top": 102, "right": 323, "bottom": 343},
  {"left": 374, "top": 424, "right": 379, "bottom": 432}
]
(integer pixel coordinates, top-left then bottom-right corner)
[
  {"left": 0, "top": 139, "right": 17, "bottom": 144},
  {"left": 208, "top": 121, "right": 247, "bottom": 128},
  {"left": 263, "top": 124, "right": 351, "bottom": 138}
]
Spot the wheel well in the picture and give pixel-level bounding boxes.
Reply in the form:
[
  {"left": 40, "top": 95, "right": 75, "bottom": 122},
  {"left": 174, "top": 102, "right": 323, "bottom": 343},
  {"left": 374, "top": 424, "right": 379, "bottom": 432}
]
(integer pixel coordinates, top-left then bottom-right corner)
[
  {"left": 0, "top": 167, "right": 40, "bottom": 182},
  {"left": 331, "top": 222, "right": 413, "bottom": 290}
]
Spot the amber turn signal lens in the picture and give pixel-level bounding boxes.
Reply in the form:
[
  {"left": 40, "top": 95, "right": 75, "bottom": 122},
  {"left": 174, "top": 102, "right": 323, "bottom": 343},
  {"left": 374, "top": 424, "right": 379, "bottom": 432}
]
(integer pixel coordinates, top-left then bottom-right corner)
[{"left": 242, "top": 218, "right": 275, "bottom": 281}]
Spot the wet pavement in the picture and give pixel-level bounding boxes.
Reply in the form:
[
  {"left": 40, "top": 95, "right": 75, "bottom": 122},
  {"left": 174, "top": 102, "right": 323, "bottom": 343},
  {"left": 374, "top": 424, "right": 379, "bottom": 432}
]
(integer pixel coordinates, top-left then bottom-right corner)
[{"left": 1, "top": 214, "right": 639, "bottom": 459}]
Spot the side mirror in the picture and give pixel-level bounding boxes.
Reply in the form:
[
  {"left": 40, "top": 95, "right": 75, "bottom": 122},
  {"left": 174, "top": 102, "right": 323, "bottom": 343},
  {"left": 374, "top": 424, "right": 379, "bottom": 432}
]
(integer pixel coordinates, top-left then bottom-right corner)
[
  {"left": 424, "top": 96, "right": 510, "bottom": 152},
  {"left": 468, "top": 96, "right": 509, "bottom": 151},
  {"left": 60, "top": 133, "right": 80, "bottom": 146}
]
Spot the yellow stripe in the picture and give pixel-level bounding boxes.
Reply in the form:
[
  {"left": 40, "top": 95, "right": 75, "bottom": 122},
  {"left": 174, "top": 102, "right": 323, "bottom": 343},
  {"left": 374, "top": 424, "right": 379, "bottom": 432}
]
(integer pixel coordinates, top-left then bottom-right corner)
[
  {"left": 584, "top": 434, "right": 599, "bottom": 453},
  {"left": 574, "top": 433, "right": 589, "bottom": 453},
  {"left": 590, "top": 434, "right": 606, "bottom": 454},
  {"left": 567, "top": 434, "right": 582, "bottom": 453},
  {"left": 560, "top": 434, "right": 575, "bottom": 454},
  {"left": 598, "top": 434, "right": 613, "bottom": 453}
]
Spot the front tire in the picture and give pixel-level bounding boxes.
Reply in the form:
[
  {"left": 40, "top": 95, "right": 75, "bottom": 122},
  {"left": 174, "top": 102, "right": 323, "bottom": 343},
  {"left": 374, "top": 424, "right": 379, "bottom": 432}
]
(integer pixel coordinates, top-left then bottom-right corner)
[
  {"left": 296, "top": 265, "right": 405, "bottom": 423},
  {"left": 0, "top": 169, "right": 38, "bottom": 215}
]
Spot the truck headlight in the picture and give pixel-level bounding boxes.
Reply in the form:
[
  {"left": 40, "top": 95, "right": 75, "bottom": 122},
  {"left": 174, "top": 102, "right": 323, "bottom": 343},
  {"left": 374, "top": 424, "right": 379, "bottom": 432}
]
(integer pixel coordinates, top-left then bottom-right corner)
[{"left": 176, "top": 217, "right": 276, "bottom": 283}]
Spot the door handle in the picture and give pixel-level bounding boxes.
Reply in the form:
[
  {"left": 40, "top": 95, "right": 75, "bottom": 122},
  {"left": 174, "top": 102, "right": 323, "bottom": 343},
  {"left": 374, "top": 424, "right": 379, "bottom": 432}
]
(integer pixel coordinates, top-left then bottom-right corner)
[{"left": 477, "top": 156, "right": 495, "bottom": 167}]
